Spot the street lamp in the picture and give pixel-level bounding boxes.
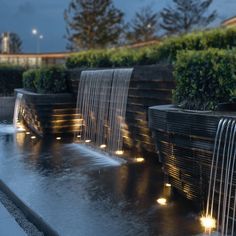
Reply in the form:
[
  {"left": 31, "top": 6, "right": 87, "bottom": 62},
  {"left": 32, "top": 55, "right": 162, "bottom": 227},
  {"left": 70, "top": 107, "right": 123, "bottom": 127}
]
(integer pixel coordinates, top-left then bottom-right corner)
[{"left": 31, "top": 28, "right": 43, "bottom": 53}]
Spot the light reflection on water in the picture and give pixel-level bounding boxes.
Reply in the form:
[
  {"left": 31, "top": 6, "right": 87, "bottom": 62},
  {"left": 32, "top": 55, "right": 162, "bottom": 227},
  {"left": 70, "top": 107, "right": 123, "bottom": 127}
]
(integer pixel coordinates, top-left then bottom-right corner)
[{"left": 0, "top": 121, "right": 205, "bottom": 236}]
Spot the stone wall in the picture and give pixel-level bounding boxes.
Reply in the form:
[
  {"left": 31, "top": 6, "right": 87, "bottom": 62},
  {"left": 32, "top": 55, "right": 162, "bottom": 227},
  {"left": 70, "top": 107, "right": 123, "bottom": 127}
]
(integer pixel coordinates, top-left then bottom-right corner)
[
  {"left": 68, "top": 65, "right": 175, "bottom": 158},
  {"left": 15, "top": 89, "right": 80, "bottom": 137}
]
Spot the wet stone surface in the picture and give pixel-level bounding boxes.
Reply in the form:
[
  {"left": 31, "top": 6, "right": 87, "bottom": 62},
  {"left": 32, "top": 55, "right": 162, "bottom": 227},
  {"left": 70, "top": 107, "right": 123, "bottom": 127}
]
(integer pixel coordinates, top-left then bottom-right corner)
[{"left": 0, "top": 122, "right": 204, "bottom": 236}]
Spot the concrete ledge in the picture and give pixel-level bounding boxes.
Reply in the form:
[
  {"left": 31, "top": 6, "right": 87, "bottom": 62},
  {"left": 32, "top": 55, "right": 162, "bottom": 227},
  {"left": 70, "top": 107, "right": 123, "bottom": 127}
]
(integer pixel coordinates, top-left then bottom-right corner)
[{"left": 0, "top": 180, "right": 60, "bottom": 236}]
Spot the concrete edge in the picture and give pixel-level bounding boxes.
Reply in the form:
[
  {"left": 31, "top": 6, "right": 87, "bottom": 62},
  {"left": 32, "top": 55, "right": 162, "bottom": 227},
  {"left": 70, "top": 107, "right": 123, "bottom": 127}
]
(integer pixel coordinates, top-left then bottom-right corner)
[{"left": 0, "top": 179, "right": 60, "bottom": 236}]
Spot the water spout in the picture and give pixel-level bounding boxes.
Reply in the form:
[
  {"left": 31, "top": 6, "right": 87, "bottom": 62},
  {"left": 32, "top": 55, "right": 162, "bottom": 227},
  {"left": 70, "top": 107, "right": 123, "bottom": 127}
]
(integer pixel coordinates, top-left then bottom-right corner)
[{"left": 13, "top": 93, "right": 24, "bottom": 130}]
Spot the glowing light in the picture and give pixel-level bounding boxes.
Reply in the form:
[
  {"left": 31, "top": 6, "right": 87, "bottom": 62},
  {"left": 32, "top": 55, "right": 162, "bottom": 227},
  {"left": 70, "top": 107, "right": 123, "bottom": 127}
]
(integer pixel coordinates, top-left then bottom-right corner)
[
  {"left": 56, "top": 137, "right": 61, "bottom": 140},
  {"left": 165, "top": 183, "right": 171, "bottom": 187},
  {"left": 32, "top": 28, "right": 37, "bottom": 35},
  {"left": 26, "top": 132, "right": 30, "bottom": 135},
  {"left": 31, "top": 136, "right": 36, "bottom": 139},
  {"left": 156, "top": 198, "right": 167, "bottom": 206},
  {"left": 200, "top": 216, "right": 216, "bottom": 231},
  {"left": 136, "top": 157, "right": 145, "bottom": 163},
  {"left": 115, "top": 150, "right": 124, "bottom": 155},
  {"left": 85, "top": 140, "right": 91, "bottom": 143},
  {"left": 100, "top": 144, "right": 106, "bottom": 149},
  {"left": 77, "top": 135, "right": 81, "bottom": 138},
  {"left": 17, "top": 127, "right": 26, "bottom": 132}
]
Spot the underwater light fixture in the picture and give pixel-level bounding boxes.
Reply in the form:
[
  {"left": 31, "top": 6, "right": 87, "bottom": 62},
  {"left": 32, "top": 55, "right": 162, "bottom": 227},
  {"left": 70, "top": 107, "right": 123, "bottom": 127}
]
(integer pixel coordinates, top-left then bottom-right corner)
[
  {"left": 156, "top": 198, "right": 167, "bottom": 206},
  {"left": 85, "top": 140, "right": 91, "bottom": 143},
  {"left": 115, "top": 150, "right": 124, "bottom": 155},
  {"left": 200, "top": 216, "right": 216, "bottom": 231},
  {"left": 100, "top": 144, "right": 106, "bottom": 149},
  {"left": 165, "top": 183, "right": 171, "bottom": 187},
  {"left": 30, "top": 136, "right": 36, "bottom": 139},
  {"left": 56, "top": 137, "right": 61, "bottom": 140},
  {"left": 77, "top": 135, "right": 81, "bottom": 138},
  {"left": 136, "top": 157, "right": 145, "bottom": 163},
  {"left": 26, "top": 132, "right": 30, "bottom": 135}
]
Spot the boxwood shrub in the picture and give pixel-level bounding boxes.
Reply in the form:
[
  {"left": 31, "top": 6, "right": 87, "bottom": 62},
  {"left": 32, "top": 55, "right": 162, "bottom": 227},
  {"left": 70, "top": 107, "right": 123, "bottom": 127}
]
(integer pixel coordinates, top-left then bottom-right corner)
[
  {"left": 0, "top": 64, "right": 25, "bottom": 96},
  {"left": 23, "top": 66, "right": 68, "bottom": 94},
  {"left": 173, "top": 49, "right": 236, "bottom": 111},
  {"left": 66, "top": 28, "right": 236, "bottom": 69}
]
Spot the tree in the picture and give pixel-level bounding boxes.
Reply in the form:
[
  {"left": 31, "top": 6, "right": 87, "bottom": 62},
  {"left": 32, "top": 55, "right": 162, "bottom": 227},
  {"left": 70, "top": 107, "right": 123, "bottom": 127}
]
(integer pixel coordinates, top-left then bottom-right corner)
[
  {"left": 64, "top": 0, "right": 124, "bottom": 51},
  {"left": 0, "top": 32, "right": 22, "bottom": 53},
  {"left": 160, "top": 0, "right": 217, "bottom": 35},
  {"left": 126, "top": 6, "right": 159, "bottom": 43}
]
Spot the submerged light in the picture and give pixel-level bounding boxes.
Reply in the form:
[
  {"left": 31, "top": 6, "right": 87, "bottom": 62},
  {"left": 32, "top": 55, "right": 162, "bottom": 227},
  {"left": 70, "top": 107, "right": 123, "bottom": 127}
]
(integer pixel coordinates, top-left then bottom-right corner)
[
  {"left": 115, "top": 150, "right": 124, "bottom": 155},
  {"left": 100, "top": 144, "right": 106, "bottom": 149},
  {"left": 56, "top": 137, "right": 61, "bottom": 140},
  {"left": 136, "top": 157, "right": 145, "bottom": 163},
  {"left": 156, "top": 198, "right": 167, "bottom": 206},
  {"left": 165, "top": 183, "right": 171, "bottom": 187},
  {"left": 77, "top": 135, "right": 81, "bottom": 138},
  {"left": 31, "top": 136, "right": 36, "bottom": 140},
  {"left": 85, "top": 140, "right": 91, "bottom": 143},
  {"left": 26, "top": 132, "right": 30, "bottom": 135},
  {"left": 200, "top": 216, "right": 216, "bottom": 231}
]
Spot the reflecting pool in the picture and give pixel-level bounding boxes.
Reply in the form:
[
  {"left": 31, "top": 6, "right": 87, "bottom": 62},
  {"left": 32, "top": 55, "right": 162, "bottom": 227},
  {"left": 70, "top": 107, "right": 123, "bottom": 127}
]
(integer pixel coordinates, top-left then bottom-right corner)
[{"left": 0, "top": 120, "right": 205, "bottom": 236}]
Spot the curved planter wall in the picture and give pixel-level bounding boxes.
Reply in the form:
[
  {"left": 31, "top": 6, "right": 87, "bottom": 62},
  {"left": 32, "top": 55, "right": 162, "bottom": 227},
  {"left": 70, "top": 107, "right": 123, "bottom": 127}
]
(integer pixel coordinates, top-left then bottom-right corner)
[{"left": 148, "top": 104, "right": 228, "bottom": 202}]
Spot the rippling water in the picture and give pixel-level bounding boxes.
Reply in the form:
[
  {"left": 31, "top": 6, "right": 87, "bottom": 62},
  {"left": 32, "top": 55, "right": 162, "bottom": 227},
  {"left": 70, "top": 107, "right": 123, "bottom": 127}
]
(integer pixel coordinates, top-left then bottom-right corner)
[{"left": 0, "top": 121, "right": 207, "bottom": 236}]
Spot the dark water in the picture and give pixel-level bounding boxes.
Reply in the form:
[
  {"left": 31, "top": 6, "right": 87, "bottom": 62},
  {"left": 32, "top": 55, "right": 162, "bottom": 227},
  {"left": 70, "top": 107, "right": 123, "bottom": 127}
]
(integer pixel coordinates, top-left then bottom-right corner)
[{"left": 0, "top": 121, "right": 204, "bottom": 236}]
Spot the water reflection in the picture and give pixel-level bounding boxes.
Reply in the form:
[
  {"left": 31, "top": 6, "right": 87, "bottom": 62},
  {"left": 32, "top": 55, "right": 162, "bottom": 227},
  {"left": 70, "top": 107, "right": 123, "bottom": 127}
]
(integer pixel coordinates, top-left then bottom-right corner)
[{"left": 0, "top": 122, "right": 204, "bottom": 236}]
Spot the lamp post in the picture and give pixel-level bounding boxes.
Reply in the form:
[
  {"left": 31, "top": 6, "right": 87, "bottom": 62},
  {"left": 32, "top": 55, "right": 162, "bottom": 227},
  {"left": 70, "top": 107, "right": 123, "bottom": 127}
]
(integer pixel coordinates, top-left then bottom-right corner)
[{"left": 32, "top": 28, "right": 43, "bottom": 53}]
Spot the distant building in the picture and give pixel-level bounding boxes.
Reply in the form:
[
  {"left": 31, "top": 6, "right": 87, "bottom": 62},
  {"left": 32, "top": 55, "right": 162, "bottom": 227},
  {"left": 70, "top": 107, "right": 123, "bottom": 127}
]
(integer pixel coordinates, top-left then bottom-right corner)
[
  {"left": 1, "top": 32, "right": 10, "bottom": 54},
  {"left": 0, "top": 52, "right": 72, "bottom": 67},
  {"left": 222, "top": 16, "right": 236, "bottom": 27}
]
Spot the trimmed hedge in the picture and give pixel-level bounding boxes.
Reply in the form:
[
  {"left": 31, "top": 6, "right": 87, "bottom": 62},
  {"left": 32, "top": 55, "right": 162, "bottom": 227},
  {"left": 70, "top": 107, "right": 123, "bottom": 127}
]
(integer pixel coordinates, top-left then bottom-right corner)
[
  {"left": 0, "top": 64, "right": 25, "bottom": 96},
  {"left": 173, "top": 49, "right": 236, "bottom": 111},
  {"left": 23, "top": 66, "right": 68, "bottom": 94},
  {"left": 66, "top": 28, "right": 236, "bottom": 68}
]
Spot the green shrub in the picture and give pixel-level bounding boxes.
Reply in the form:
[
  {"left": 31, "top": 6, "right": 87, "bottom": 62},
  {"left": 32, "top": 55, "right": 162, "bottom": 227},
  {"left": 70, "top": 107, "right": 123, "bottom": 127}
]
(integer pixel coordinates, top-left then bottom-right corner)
[
  {"left": 173, "top": 49, "right": 236, "bottom": 111},
  {"left": 23, "top": 66, "right": 68, "bottom": 94},
  {"left": 23, "top": 69, "right": 37, "bottom": 92},
  {"left": 66, "top": 27, "right": 236, "bottom": 68},
  {"left": 0, "top": 64, "right": 25, "bottom": 96}
]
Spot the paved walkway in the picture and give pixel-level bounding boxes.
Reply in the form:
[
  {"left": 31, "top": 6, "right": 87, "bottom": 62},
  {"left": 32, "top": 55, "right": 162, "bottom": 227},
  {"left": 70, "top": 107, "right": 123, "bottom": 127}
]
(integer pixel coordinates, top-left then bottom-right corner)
[{"left": 0, "top": 202, "right": 26, "bottom": 236}]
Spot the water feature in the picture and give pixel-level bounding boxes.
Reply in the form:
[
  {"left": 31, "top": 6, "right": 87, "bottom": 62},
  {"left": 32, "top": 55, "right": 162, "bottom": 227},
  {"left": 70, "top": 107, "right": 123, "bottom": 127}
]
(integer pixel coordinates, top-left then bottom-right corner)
[
  {"left": 13, "top": 92, "right": 24, "bottom": 130},
  {"left": 76, "top": 69, "right": 133, "bottom": 154},
  {"left": 205, "top": 118, "right": 236, "bottom": 235}
]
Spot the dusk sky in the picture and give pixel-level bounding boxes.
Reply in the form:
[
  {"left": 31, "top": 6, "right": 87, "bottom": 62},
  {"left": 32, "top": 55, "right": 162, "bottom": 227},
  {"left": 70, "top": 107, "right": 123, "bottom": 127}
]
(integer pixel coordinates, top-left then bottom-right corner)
[{"left": 0, "top": 0, "right": 235, "bottom": 53}]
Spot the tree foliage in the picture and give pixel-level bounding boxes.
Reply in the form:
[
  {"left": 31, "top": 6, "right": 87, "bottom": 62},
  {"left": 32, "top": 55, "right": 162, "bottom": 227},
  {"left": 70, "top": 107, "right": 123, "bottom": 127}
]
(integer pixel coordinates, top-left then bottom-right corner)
[
  {"left": 160, "top": 0, "right": 217, "bottom": 35},
  {"left": 64, "top": 0, "right": 124, "bottom": 51},
  {"left": 126, "top": 6, "right": 159, "bottom": 43}
]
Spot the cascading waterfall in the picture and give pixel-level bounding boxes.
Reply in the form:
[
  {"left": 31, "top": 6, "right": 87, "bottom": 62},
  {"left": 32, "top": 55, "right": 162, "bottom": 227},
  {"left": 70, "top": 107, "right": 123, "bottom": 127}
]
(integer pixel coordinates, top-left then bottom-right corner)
[
  {"left": 75, "top": 68, "right": 133, "bottom": 154},
  {"left": 205, "top": 118, "right": 236, "bottom": 235},
  {"left": 13, "top": 93, "right": 24, "bottom": 129}
]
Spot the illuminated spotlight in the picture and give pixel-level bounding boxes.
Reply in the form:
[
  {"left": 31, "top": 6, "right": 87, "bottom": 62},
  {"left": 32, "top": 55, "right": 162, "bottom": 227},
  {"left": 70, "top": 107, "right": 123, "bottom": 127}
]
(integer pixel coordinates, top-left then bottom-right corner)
[
  {"left": 100, "top": 144, "right": 106, "bottom": 149},
  {"left": 17, "top": 127, "right": 26, "bottom": 132},
  {"left": 115, "top": 150, "right": 124, "bottom": 155},
  {"left": 200, "top": 216, "right": 216, "bottom": 231},
  {"left": 85, "top": 140, "right": 91, "bottom": 143},
  {"left": 165, "top": 183, "right": 171, "bottom": 187},
  {"left": 26, "top": 132, "right": 30, "bottom": 135},
  {"left": 156, "top": 198, "right": 167, "bottom": 206},
  {"left": 56, "top": 137, "right": 61, "bottom": 140},
  {"left": 31, "top": 136, "right": 36, "bottom": 140},
  {"left": 77, "top": 135, "right": 81, "bottom": 138},
  {"left": 136, "top": 157, "right": 145, "bottom": 163}
]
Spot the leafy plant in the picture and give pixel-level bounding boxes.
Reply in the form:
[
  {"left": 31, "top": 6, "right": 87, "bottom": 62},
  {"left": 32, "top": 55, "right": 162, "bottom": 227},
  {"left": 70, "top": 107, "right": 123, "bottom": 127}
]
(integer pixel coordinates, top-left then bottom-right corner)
[{"left": 173, "top": 49, "right": 236, "bottom": 110}]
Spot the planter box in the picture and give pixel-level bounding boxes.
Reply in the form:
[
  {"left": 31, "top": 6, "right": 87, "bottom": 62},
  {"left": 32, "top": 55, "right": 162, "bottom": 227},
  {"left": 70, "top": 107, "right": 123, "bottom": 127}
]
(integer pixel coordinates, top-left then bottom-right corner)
[
  {"left": 15, "top": 89, "right": 80, "bottom": 137},
  {"left": 148, "top": 104, "right": 236, "bottom": 202}
]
